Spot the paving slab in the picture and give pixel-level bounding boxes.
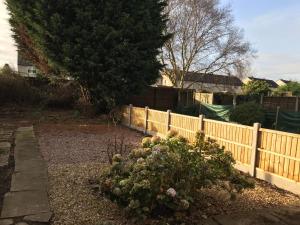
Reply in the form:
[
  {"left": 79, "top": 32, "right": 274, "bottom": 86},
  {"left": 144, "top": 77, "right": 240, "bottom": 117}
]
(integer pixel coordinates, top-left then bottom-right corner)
[
  {"left": 0, "top": 219, "right": 13, "bottom": 225},
  {"left": 0, "top": 154, "right": 10, "bottom": 167},
  {"left": 1, "top": 191, "right": 50, "bottom": 218},
  {"left": 0, "top": 126, "right": 51, "bottom": 222},
  {"left": 24, "top": 212, "right": 52, "bottom": 223},
  {"left": 14, "top": 147, "right": 42, "bottom": 162},
  {"left": 14, "top": 158, "right": 46, "bottom": 173},
  {"left": 11, "top": 171, "right": 48, "bottom": 192},
  {"left": 0, "top": 142, "right": 11, "bottom": 149}
]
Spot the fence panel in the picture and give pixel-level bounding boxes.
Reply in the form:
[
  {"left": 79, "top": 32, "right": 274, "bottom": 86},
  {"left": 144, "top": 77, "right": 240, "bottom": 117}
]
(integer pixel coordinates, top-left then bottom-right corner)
[
  {"left": 121, "top": 105, "right": 300, "bottom": 195},
  {"left": 203, "top": 119, "right": 253, "bottom": 164},
  {"left": 170, "top": 113, "right": 200, "bottom": 142},
  {"left": 147, "top": 109, "right": 168, "bottom": 136},
  {"left": 257, "top": 128, "right": 300, "bottom": 182},
  {"left": 131, "top": 107, "right": 146, "bottom": 131}
]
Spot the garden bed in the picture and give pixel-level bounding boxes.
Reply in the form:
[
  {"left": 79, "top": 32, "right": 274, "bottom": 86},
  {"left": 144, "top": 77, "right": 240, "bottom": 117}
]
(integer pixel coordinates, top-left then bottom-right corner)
[{"left": 35, "top": 121, "right": 300, "bottom": 225}]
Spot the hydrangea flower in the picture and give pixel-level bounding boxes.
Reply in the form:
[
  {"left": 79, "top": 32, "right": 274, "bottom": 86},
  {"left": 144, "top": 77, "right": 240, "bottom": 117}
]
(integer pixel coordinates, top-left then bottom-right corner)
[
  {"left": 166, "top": 188, "right": 177, "bottom": 197},
  {"left": 142, "top": 137, "right": 152, "bottom": 147},
  {"left": 113, "top": 187, "right": 122, "bottom": 196},
  {"left": 180, "top": 199, "right": 190, "bottom": 210},
  {"left": 167, "top": 130, "right": 178, "bottom": 139},
  {"left": 112, "top": 154, "right": 122, "bottom": 163},
  {"left": 151, "top": 136, "right": 161, "bottom": 144}
]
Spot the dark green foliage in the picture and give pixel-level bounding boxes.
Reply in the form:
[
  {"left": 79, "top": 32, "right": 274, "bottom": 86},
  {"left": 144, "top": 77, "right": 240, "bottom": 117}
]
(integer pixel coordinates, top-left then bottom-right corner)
[
  {"left": 6, "top": 0, "right": 169, "bottom": 111},
  {"left": 230, "top": 102, "right": 265, "bottom": 126},
  {"left": 0, "top": 65, "right": 79, "bottom": 107},
  {"left": 0, "top": 67, "right": 43, "bottom": 105},
  {"left": 242, "top": 80, "right": 271, "bottom": 97},
  {"left": 100, "top": 132, "right": 254, "bottom": 219},
  {"left": 175, "top": 104, "right": 200, "bottom": 117}
]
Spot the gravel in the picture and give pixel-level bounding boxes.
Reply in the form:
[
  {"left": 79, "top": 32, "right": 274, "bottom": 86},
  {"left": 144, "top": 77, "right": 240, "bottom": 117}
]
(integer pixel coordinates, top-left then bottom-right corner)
[
  {"left": 36, "top": 123, "right": 300, "bottom": 225},
  {"left": 36, "top": 124, "right": 143, "bottom": 165}
]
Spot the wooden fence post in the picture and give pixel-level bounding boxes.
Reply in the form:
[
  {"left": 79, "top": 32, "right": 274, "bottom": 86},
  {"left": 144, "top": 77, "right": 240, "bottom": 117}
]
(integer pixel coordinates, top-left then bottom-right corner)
[
  {"left": 296, "top": 97, "right": 299, "bottom": 112},
  {"left": 166, "top": 110, "right": 171, "bottom": 134},
  {"left": 199, "top": 115, "right": 204, "bottom": 133},
  {"left": 275, "top": 106, "right": 280, "bottom": 130},
  {"left": 260, "top": 94, "right": 264, "bottom": 105},
  {"left": 129, "top": 104, "right": 133, "bottom": 128},
  {"left": 250, "top": 123, "right": 261, "bottom": 177},
  {"left": 233, "top": 95, "right": 237, "bottom": 109},
  {"left": 144, "top": 106, "right": 149, "bottom": 134}
]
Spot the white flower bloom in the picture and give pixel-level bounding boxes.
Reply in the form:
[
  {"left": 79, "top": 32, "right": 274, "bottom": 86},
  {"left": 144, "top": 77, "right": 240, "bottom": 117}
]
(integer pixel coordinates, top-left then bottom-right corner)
[{"left": 166, "top": 188, "right": 177, "bottom": 197}]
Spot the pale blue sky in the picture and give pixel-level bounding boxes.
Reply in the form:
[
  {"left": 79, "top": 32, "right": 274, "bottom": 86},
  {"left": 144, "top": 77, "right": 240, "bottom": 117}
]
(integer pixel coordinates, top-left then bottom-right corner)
[
  {"left": 0, "top": 0, "right": 300, "bottom": 81},
  {"left": 221, "top": 0, "right": 300, "bottom": 81}
]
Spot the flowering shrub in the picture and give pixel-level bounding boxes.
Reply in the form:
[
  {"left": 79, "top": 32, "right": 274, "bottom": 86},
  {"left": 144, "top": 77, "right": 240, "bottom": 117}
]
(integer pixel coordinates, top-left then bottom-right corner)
[{"left": 99, "top": 131, "right": 254, "bottom": 218}]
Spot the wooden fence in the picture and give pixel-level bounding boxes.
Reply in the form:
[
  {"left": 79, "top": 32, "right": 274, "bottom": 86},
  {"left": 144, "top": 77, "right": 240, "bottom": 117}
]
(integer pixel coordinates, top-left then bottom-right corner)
[
  {"left": 263, "top": 96, "right": 300, "bottom": 112},
  {"left": 121, "top": 105, "right": 300, "bottom": 195}
]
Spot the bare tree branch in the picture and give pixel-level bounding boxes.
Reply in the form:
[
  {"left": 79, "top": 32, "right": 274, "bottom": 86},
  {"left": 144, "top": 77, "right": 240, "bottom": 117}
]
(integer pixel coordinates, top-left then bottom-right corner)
[{"left": 161, "top": 0, "right": 255, "bottom": 90}]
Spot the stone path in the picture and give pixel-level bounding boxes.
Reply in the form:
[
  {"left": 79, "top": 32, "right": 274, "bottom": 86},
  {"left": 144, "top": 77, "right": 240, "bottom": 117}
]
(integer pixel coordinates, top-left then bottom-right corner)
[
  {"left": 0, "top": 127, "right": 52, "bottom": 225},
  {"left": 0, "top": 127, "right": 13, "bottom": 168}
]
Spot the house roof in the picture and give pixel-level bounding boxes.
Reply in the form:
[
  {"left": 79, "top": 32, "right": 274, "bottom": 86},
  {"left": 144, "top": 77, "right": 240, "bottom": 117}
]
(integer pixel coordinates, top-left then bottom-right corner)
[
  {"left": 248, "top": 77, "right": 278, "bottom": 88},
  {"left": 178, "top": 71, "right": 243, "bottom": 86},
  {"left": 278, "top": 79, "right": 291, "bottom": 84}
]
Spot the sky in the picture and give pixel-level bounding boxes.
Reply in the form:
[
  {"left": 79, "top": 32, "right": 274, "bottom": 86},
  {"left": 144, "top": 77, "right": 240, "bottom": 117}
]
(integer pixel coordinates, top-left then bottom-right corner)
[
  {"left": 221, "top": 0, "right": 300, "bottom": 81},
  {"left": 0, "top": 0, "right": 300, "bottom": 81}
]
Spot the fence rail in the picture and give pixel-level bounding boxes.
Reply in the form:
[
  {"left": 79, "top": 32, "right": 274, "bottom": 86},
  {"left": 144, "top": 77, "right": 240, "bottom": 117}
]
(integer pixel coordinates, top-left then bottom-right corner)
[{"left": 122, "top": 105, "right": 300, "bottom": 195}]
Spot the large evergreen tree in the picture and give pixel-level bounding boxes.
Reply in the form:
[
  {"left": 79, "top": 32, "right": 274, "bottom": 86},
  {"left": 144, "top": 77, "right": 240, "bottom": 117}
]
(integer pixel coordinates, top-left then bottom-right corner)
[{"left": 6, "top": 0, "right": 169, "bottom": 110}]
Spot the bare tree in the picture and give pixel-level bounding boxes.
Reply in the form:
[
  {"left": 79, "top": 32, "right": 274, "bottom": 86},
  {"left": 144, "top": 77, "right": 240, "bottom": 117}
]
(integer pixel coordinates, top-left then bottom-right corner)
[{"left": 161, "top": 0, "right": 254, "bottom": 90}]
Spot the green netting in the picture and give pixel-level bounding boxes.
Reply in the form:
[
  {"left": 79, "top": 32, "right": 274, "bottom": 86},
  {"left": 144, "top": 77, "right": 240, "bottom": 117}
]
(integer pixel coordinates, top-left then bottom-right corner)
[
  {"left": 260, "top": 111, "right": 300, "bottom": 134},
  {"left": 200, "top": 103, "right": 300, "bottom": 134},
  {"left": 199, "top": 103, "right": 233, "bottom": 122},
  {"left": 277, "top": 112, "right": 300, "bottom": 133}
]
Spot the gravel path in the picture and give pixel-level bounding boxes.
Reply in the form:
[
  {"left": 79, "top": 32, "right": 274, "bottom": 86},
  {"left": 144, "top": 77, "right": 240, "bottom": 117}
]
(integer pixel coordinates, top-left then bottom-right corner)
[
  {"left": 36, "top": 124, "right": 142, "bottom": 165},
  {"left": 36, "top": 123, "right": 300, "bottom": 225}
]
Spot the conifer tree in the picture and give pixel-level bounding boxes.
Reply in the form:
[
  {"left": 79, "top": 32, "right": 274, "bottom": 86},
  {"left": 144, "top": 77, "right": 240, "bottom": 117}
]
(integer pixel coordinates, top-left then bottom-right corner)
[{"left": 6, "top": 0, "right": 169, "bottom": 110}]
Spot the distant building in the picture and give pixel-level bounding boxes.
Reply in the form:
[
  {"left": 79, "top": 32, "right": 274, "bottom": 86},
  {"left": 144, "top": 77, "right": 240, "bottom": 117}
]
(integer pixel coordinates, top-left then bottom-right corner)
[
  {"left": 17, "top": 51, "right": 37, "bottom": 77},
  {"left": 242, "top": 77, "right": 279, "bottom": 89},
  {"left": 157, "top": 70, "right": 243, "bottom": 94},
  {"left": 276, "top": 79, "right": 291, "bottom": 87}
]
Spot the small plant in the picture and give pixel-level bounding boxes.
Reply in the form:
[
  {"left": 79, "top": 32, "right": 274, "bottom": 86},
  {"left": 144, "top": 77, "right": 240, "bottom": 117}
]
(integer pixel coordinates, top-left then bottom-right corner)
[
  {"left": 106, "top": 135, "right": 131, "bottom": 164},
  {"left": 230, "top": 102, "right": 265, "bottom": 126},
  {"left": 108, "top": 107, "right": 123, "bottom": 126},
  {"left": 99, "top": 132, "right": 254, "bottom": 219}
]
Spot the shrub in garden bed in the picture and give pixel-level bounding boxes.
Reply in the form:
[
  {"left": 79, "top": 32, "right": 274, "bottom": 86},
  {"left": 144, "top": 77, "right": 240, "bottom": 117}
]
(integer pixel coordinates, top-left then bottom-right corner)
[
  {"left": 230, "top": 102, "right": 265, "bottom": 126},
  {"left": 99, "top": 131, "right": 254, "bottom": 220}
]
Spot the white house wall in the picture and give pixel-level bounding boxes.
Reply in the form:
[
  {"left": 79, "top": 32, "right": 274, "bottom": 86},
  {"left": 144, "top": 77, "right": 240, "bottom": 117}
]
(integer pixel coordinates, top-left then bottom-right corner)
[{"left": 18, "top": 65, "right": 37, "bottom": 77}]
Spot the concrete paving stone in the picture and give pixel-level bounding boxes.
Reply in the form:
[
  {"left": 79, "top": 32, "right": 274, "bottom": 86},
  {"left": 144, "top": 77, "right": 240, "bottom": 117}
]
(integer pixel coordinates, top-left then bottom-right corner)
[
  {"left": 0, "top": 154, "right": 10, "bottom": 167},
  {"left": 16, "top": 127, "right": 33, "bottom": 132},
  {"left": 24, "top": 212, "right": 52, "bottom": 223},
  {"left": 11, "top": 171, "right": 48, "bottom": 191},
  {"left": 0, "top": 142, "right": 11, "bottom": 149},
  {"left": 14, "top": 148, "right": 42, "bottom": 162},
  {"left": 1, "top": 191, "right": 51, "bottom": 218},
  {"left": 14, "top": 159, "right": 47, "bottom": 173},
  {"left": 0, "top": 219, "right": 14, "bottom": 225}
]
